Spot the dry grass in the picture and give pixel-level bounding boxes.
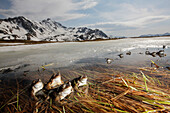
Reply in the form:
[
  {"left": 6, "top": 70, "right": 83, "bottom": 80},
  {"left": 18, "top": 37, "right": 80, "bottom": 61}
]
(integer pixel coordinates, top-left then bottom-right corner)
[{"left": 0, "top": 66, "right": 170, "bottom": 113}]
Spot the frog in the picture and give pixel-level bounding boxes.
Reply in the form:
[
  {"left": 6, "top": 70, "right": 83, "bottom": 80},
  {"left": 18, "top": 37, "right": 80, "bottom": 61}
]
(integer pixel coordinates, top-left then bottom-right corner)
[
  {"left": 31, "top": 79, "right": 45, "bottom": 100},
  {"left": 70, "top": 75, "right": 88, "bottom": 95},
  {"left": 45, "top": 72, "right": 64, "bottom": 90},
  {"left": 49, "top": 82, "right": 73, "bottom": 104}
]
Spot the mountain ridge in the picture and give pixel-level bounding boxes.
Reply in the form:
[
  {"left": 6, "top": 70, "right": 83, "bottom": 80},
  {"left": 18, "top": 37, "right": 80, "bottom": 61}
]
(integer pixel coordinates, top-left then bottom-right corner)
[
  {"left": 0, "top": 16, "right": 109, "bottom": 42},
  {"left": 139, "top": 32, "right": 170, "bottom": 37}
]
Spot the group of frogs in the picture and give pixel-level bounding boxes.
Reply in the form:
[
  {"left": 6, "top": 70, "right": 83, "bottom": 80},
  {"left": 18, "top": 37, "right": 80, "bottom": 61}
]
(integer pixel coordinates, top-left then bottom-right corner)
[
  {"left": 145, "top": 49, "right": 166, "bottom": 57},
  {"left": 105, "top": 45, "right": 167, "bottom": 64},
  {"left": 30, "top": 72, "right": 88, "bottom": 104}
]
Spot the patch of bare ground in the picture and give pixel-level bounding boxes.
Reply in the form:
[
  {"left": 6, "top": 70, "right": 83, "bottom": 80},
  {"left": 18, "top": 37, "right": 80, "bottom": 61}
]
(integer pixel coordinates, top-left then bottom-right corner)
[{"left": 0, "top": 40, "right": 55, "bottom": 46}]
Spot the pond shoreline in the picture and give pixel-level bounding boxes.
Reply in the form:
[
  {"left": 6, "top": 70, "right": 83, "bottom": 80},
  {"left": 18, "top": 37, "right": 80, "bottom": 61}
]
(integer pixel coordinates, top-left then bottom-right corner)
[{"left": 1, "top": 36, "right": 170, "bottom": 47}]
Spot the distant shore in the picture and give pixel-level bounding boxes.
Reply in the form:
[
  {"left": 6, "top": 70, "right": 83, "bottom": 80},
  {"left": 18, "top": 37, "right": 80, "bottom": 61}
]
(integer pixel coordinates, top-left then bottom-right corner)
[{"left": 0, "top": 35, "right": 170, "bottom": 47}]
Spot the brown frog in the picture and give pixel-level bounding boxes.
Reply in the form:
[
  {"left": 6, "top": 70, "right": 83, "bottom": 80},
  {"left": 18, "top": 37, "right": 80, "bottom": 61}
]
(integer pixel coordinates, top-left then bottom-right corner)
[
  {"left": 49, "top": 82, "right": 73, "bottom": 103},
  {"left": 45, "top": 72, "right": 64, "bottom": 90},
  {"left": 31, "top": 79, "right": 45, "bottom": 100},
  {"left": 70, "top": 75, "right": 88, "bottom": 95}
]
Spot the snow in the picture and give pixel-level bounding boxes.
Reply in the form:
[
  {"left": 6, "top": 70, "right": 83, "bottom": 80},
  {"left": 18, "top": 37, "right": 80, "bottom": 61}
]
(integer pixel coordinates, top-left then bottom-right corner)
[
  {"left": 0, "top": 17, "right": 109, "bottom": 41},
  {"left": 0, "top": 37, "right": 169, "bottom": 71},
  {"left": 0, "top": 43, "right": 23, "bottom": 45}
]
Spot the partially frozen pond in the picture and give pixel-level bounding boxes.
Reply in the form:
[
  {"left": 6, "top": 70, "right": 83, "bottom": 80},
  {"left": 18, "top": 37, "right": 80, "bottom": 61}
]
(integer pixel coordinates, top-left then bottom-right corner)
[{"left": 0, "top": 37, "right": 170, "bottom": 74}]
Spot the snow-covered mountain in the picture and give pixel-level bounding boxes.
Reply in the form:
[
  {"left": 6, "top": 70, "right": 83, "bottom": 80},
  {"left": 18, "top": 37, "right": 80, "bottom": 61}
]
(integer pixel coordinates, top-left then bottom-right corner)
[
  {"left": 0, "top": 16, "right": 109, "bottom": 42},
  {"left": 139, "top": 32, "right": 170, "bottom": 37}
]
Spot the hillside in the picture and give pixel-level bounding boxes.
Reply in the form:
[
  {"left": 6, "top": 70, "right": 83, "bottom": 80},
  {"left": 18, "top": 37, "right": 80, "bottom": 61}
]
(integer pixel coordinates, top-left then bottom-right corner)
[{"left": 0, "top": 16, "right": 109, "bottom": 42}]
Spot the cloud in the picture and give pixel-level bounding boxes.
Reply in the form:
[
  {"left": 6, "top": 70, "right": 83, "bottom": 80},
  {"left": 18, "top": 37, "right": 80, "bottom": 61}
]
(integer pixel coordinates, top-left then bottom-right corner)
[
  {"left": 84, "top": 15, "right": 170, "bottom": 36},
  {"left": 83, "top": 2, "right": 170, "bottom": 36},
  {"left": 99, "top": 3, "right": 162, "bottom": 22},
  {"left": 80, "top": 0, "right": 98, "bottom": 10},
  {"left": 54, "top": 13, "right": 87, "bottom": 21},
  {"left": 86, "top": 15, "right": 170, "bottom": 28},
  {"left": 0, "top": 9, "right": 16, "bottom": 17},
  {"left": 0, "top": 0, "right": 97, "bottom": 21}
]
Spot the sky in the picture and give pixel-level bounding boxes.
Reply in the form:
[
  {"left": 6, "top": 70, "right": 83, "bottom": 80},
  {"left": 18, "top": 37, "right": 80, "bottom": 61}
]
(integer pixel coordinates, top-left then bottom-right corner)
[{"left": 0, "top": 0, "right": 170, "bottom": 37}]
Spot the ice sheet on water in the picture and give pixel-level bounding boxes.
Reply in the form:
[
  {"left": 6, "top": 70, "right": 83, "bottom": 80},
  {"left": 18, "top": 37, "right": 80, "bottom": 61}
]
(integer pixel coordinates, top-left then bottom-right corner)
[{"left": 0, "top": 37, "right": 169, "bottom": 70}]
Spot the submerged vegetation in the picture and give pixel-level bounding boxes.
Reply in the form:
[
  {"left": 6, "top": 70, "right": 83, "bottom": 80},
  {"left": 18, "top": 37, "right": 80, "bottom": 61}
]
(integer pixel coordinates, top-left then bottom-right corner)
[{"left": 0, "top": 64, "right": 170, "bottom": 113}]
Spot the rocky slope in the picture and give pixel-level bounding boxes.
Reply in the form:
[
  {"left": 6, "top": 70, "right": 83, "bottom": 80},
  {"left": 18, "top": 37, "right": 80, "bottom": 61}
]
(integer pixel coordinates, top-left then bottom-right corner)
[{"left": 0, "top": 16, "right": 109, "bottom": 42}]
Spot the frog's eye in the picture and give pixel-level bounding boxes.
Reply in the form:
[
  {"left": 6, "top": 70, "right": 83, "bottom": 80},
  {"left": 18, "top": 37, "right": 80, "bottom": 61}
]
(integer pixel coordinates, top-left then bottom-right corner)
[
  {"left": 32, "top": 80, "right": 36, "bottom": 84},
  {"left": 63, "top": 84, "right": 66, "bottom": 88},
  {"left": 68, "top": 82, "right": 71, "bottom": 86}
]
